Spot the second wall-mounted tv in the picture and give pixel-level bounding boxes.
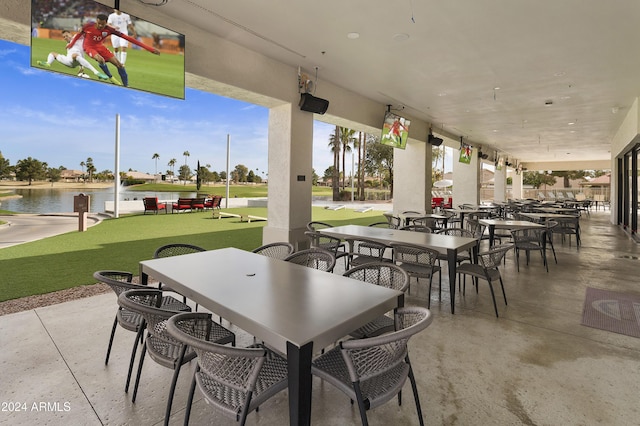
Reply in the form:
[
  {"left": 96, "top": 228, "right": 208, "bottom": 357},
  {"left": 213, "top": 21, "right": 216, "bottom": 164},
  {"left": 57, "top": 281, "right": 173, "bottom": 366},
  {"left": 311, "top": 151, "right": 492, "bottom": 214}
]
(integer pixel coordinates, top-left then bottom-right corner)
[
  {"left": 380, "top": 111, "right": 410, "bottom": 150},
  {"left": 30, "top": 0, "right": 185, "bottom": 99}
]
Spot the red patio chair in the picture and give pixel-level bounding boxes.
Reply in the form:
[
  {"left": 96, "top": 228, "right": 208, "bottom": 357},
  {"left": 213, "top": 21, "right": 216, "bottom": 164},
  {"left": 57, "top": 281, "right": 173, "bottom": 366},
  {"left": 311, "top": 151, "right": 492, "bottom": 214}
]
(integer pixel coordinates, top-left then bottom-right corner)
[{"left": 143, "top": 197, "right": 167, "bottom": 214}]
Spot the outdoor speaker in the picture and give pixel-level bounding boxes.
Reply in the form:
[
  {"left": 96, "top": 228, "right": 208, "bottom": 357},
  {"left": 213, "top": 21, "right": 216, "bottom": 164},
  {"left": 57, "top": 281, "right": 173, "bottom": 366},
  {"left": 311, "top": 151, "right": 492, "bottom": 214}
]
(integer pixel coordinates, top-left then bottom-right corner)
[
  {"left": 428, "top": 134, "right": 443, "bottom": 146},
  {"left": 299, "top": 93, "right": 329, "bottom": 114}
]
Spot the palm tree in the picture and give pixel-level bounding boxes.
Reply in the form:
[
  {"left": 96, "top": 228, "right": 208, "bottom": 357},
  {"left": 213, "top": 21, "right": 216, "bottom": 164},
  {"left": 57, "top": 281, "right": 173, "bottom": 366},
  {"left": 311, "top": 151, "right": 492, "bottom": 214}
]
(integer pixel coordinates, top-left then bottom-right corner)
[
  {"left": 152, "top": 153, "right": 160, "bottom": 175},
  {"left": 340, "top": 127, "right": 356, "bottom": 190},
  {"left": 168, "top": 158, "right": 177, "bottom": 183},
  {"left": 328, "top": 126, "right": 341, "bottom": 200},
  {"left": 80, "top": 161, "right": 85, "bottom": 182}
]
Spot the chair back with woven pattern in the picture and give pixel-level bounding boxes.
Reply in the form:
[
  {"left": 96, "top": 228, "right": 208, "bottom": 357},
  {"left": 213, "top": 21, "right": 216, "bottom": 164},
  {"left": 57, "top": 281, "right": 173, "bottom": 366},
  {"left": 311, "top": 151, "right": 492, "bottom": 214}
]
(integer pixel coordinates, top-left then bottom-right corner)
[
  {"left": 284, "top": 247, "right": 336, "bottom": 272},
  {"left": 345, "top": 237, "right": 389, "bottom": 267},
  {"left": 391, "top": 243, "right": 440, "bottom": 273},
  {"left": 478, "top": 244, "right": 513, "bottom": 270},
  {"left": 166, "top": 312, "right": 288, "bottom": 425},
  {"left": 94, "top": 270, "right": 135, "bottom": 295},
  {"left": 252, "top": 242, "right": 295, "bottom": 259},
  {"left": 343, "top": 262, "right": 409, "bottom": 293},
  {"left": 435, "top": 227, "right": 474, "bottom": 238},
  {"left": 153, "top": 243, "right": 205, "bottom": 258},
  {"left": 400, "top": 224, "right": 433, "bottom": 233},
  {"left": 305, "top": 231, "right": 342, "bottom": 254},
  {"left": 311, "top": 306, "right": 432, "bottom": 425}
]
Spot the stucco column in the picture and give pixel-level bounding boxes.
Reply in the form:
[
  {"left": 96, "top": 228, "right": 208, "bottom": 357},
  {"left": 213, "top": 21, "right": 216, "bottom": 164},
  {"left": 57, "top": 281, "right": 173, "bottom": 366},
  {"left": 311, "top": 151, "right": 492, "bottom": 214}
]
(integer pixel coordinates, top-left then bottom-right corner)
[
  {"left": 493, "top": 165, "right": 507, "bottom": 202},
  {"left": 393, "top": 139, "right": 432, "bottom": 213},
  {"left": 511, "top": 171, "right": 523, "bottom": 199},
  {"left": 262, "top": 103, "right": 313, "bottom": 249}
]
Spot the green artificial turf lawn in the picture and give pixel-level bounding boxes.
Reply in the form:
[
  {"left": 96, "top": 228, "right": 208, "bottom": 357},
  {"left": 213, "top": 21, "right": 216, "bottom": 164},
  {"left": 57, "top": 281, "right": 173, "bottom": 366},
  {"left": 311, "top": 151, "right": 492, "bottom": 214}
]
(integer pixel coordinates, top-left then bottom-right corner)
[
  {"left": 0, "top": 207, "right": 386, "bottom": 302},
  {"left": 31, "top": 37, "right": 185, "bottom": 99}
]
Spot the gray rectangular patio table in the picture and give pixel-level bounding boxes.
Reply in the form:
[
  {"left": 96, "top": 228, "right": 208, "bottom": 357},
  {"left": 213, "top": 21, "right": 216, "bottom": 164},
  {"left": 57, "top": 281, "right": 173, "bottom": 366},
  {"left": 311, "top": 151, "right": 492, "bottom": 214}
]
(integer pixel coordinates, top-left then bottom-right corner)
[
  {"left": 318, "top": 224, "right": 478, "bottom": 314},
  {"left": 478, "top": 219, "right": 545, "bottom": 246},
  {"left": 139, "top": 247, "right": 402, "bottom": 426}
]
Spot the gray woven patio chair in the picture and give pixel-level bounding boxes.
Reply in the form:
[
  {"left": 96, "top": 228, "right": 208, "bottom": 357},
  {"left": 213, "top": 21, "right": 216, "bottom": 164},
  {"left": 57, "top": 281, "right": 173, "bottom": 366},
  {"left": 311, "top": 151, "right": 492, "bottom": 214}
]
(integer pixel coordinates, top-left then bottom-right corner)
[
  {"left": 510, "top": 227, "right": 549, "bottom": 272},
  {"left": 153, "top": 243, "right": 206, "bottom": 305},
  {"left": 166, "top": 312, "right": 288, "bottom": 426},
  {"left": 455, "top": 244, "right": 513, "bottom": 317},
  {"left": 305, "top": 230, "right": 349, "bottom": 268},
  {"left": 153, "top": 243, "right": 206, "bottom": 258},
  {"left": 251, "top": 241, "right": 295, "bottom": 260},
  {"left": 118, "top": 289, "right": 235, "bottom": 426},
  {"left": 345, "top": 237, "right": 390, "bottom": 268},
  {"left": 399, "top": 224, "right": 433, "bottom": 233},
  {"left": 284, "top": 247, "right": 336, "bottom": 272},
  {"left": 311, "top": 306, "right": 433, "bottom": 426},
  {"left": 343, "top": 262, "right": 410, "bottom": 339},
  {"left": 390, "top": 243, "right": 441, "bottom": 304},
  {"left": 554, "top": 215, "right": 581, "bottom": 248},
  {"left": 93, "top": 270, "right": 190, "bottom": 392}
]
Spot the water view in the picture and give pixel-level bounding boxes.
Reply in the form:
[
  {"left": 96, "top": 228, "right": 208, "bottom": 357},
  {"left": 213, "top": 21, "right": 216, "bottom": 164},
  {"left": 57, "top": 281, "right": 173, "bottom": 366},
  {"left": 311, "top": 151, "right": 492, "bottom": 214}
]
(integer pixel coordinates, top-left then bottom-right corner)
[{"left": 0, "top": 187, "right": 201, "bottom": 214}]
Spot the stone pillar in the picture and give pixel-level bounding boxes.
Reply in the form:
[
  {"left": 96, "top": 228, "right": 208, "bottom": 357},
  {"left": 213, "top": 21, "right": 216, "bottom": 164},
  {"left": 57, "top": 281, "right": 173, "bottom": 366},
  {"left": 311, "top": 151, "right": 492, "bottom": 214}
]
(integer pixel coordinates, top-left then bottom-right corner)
[
  {"left": 262, "top": 103, "right": 313, "bottom": 249},
  {"left": 511, "top": 171, "right": 523, "bottom": 199},
  {"left": 393, "top": 139, "right": 432, "bottom": 214},
  {"left": 493, "top": 165, "right": 507, "bottom": 202}
]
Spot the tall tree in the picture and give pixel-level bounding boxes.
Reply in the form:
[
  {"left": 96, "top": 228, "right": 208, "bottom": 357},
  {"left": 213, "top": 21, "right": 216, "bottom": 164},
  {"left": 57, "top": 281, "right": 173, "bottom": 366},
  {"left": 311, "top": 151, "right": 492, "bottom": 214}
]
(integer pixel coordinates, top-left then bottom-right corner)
[
  {"left": 178, "top": 164, "right": 192, "bottom": 183},
  {"left": 80, "top": 161, "right": 85, "bottom": 182},
  {"left": 0, "top": 152, "right": 11, "bottom": 180},
  {"left": 152, "top": 153, "right": 160, "bottom": 175},
  {"left": 85, "top": 157, "right": 95, "bottom": 183},
  {"left": 231, "top": 164, "right": 249, "bottom": 183},
  {"left": 15, "top": 157, "right": 47, "bottom": 185},
  {"left": 340, "top": 127, "right": 356, "bottom": 190},
  {"left": 328, "top": 126, "right": 341, "bottom": 200},
  {"left": 167, "top": 158, "right": 177, "bottom": 183},
  {"left": 551, "top": 170, "right": 587, "bottom": 187},
  {"left": 364, "top": 141, "right": 394, "bottom": 196}
]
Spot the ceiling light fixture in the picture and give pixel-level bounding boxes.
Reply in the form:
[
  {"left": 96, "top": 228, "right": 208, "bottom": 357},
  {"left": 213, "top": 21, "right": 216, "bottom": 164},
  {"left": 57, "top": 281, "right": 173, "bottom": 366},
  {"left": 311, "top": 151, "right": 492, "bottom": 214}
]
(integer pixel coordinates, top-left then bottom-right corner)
[
  {"left": 392, "top": 33, "right": 410, "bottom": 42},
  {"left": 346, "top": 32, "right": 360, "bottom": 39}
]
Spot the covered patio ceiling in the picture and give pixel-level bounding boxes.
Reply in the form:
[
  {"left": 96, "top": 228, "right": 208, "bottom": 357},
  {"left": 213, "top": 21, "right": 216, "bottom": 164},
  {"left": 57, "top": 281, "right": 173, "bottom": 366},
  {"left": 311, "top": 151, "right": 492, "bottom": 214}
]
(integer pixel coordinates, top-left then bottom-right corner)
[{"left": 3, "top": 0, "right": 638, "bottom": 167}]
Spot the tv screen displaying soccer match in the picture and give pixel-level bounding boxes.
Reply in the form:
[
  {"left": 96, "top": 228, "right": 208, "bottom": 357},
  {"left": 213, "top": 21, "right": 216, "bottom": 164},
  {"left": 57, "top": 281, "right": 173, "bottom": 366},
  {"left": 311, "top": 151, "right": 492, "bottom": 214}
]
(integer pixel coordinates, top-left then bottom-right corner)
[{"left": 30, "top": 0, "right": 185, "bottom": 99}]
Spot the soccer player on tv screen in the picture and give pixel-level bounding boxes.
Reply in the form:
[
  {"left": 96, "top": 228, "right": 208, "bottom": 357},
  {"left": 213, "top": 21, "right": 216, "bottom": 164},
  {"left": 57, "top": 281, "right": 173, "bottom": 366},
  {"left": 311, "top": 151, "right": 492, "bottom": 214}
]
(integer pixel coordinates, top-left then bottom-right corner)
[{"left": 67, "top": 13, "right": 159, "bottom": 87}]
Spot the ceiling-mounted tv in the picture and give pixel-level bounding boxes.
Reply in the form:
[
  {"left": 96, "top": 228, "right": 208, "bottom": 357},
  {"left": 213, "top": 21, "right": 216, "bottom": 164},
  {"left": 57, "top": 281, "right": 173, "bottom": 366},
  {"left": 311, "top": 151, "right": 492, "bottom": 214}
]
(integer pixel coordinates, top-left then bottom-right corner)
[
  {"left": 30, "top": 0, "right": 185, "bottom": 99},
  {"left": 380, "top": 111, "right": 410, "bottom": 150}
]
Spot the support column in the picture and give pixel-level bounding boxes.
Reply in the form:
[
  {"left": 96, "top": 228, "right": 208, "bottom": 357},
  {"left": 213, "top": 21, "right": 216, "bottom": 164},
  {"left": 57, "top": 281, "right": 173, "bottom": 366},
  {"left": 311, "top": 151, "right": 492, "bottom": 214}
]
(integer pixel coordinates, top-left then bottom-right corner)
[
  {"left": 511, "top": 171, "right": 523, "bottom": 199},
  {"left": 262, "top": 103, "right": 313, "bottom": 249},
  {"left": 493, "top": 165, "right": 507, "bottom": 202},
  {"left": 393, "top": 139, "right": 431, "bottom": 213}
]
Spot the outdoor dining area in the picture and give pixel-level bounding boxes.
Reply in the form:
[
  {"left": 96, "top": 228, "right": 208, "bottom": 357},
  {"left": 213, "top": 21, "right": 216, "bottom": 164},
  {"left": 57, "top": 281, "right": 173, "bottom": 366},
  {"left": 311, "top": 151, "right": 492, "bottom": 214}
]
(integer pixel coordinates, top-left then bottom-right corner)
[{"left": 2, "top": 207, "right": 639, "bottom": 425}]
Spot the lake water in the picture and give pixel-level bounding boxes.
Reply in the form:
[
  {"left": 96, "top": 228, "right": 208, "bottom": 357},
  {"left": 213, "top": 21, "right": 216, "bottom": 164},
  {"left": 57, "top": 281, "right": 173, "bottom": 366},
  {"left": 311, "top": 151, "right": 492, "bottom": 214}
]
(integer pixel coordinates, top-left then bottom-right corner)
[{"left": 0, "top": 187, "right": 200, "bottom": 214}]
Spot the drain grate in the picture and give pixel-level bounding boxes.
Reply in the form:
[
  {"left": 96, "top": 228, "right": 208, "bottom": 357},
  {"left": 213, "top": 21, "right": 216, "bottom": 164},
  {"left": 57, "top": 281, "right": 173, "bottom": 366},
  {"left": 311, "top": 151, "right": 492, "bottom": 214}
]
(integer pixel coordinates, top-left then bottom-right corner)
[{"left": 617, "top": 255, "right": 640, "bottom": 260}]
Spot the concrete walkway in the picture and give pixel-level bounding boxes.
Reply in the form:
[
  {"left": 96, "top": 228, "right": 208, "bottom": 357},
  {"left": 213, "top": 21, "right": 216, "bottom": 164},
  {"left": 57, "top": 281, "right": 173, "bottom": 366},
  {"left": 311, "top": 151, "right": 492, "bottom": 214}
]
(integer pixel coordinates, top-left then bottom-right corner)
[
  {"left": 0, "top": 211, "right": 639, "bottom": 425},
  {"left": 0, "top": 214, "right": 102, "bottom": 249}
]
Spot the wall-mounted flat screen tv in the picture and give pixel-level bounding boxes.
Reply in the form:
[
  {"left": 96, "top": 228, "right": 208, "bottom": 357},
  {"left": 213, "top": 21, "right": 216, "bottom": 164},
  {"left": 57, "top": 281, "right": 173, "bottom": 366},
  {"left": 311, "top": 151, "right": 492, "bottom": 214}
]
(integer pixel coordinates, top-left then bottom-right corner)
[
  {"left": 380, "top": 111, "right": 410, "bottom": 150},
  {"left": 30, "top": 0, "right": 185, "bottom": 99}
]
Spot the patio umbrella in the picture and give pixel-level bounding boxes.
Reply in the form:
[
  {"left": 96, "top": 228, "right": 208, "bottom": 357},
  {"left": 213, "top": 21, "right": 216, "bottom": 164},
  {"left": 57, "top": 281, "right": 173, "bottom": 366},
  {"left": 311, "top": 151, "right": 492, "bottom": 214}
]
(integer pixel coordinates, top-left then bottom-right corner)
[
  {"left": 433, "top": 179, "right": 453, "bottom": 188},
  {"left": 196, "top": 160, "right": 201, "bottom": 191}
]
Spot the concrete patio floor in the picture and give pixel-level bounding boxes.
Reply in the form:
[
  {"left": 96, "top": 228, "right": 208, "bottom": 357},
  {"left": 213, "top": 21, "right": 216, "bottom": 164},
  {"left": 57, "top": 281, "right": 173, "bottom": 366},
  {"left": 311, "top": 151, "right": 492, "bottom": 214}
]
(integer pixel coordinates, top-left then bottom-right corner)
[{"left": 1, "top": 210, "right": 639, "bottom": 425}]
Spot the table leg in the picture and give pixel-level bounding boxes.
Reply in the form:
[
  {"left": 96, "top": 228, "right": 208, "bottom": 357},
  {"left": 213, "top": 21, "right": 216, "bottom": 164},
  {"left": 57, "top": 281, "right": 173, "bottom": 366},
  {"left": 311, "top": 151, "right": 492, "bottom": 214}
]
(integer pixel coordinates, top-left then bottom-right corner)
[
  {"left": 287, "top": 341, "right": 313, "bottom": 426},
  {"left": 488, "top": 225, "right": 495, "bottom": 247},
  {"left": 447, "top": 248, "right": 457, "bottom": 314}
]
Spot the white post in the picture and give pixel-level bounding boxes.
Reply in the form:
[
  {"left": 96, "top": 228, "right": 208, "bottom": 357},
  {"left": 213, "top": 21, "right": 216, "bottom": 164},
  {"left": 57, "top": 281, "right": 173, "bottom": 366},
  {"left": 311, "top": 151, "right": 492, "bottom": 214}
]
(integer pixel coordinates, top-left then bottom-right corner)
[
  {"left": 114, "top": 114, "right": 120, "bottom": 218},
  {"left": 225, "top": 134, "right": 230, "bottom": 208}
]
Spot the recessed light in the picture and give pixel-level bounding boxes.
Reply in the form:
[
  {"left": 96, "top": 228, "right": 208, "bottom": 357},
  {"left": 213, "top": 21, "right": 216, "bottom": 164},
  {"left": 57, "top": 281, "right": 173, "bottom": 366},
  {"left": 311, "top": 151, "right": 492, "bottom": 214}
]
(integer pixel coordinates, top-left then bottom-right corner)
[
  {"left": 438, "top": 92, "right": 447, "bottom": 97},
  {"left": 392, "top": 33, "right": 409, "bottom": 42},
  {"left": 493, "top": 86, "right": 500, "bottom": 90},
  {"left": 568, "top": 121, "right": 575, "bottom": 125},
  {"left": 554, "top": 71, "right": 566, "bottom": 77},
  {"left": 346, "top": 32, "right": 360, "bottom": 39}
]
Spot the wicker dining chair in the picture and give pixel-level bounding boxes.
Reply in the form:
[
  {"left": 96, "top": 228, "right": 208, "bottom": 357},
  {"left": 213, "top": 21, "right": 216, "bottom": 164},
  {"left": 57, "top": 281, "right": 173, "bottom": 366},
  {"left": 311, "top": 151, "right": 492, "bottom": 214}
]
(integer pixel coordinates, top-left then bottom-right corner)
[
  {"left": 251, "top": 241, "right": 295, "bottom": 260},
  {"left": 166, "top": 312, "right": 288, "bottom": 426},
  {"left": 118, "top": 289, "right": 235, "bottom": 426},
  {"left": 93, "top": 270, "right": 191, "bottom": 392},
  {"left": 284, "top": 247, "right": 336, "bottom": 272},
  {"left": 455, "top": 244, "right": 513, "bottom": 317},
  {"left": 390, "top": 243, "right": 441, "bottom": 304},
  {"left": 153, "top": 243, "right": 206, "bottom": 305},
  {"left": 345, "top": 237, "right": 390, "bottom": 268},
  {"left": 312, "top": 306, "right": 433, "bottom": 426},
  {"left": 305, "top": 231, "right": 349, "bottom": 268},
  {"left": 343, "top": 262, "right": 410, "bottom": 339}
]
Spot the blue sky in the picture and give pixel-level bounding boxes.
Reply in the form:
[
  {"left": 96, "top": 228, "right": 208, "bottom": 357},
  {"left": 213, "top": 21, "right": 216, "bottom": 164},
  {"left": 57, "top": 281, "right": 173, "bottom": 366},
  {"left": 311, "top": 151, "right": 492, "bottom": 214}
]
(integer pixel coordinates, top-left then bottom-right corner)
[{"left": 0, "top": 39, "right": 335, "bottom": 177}]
